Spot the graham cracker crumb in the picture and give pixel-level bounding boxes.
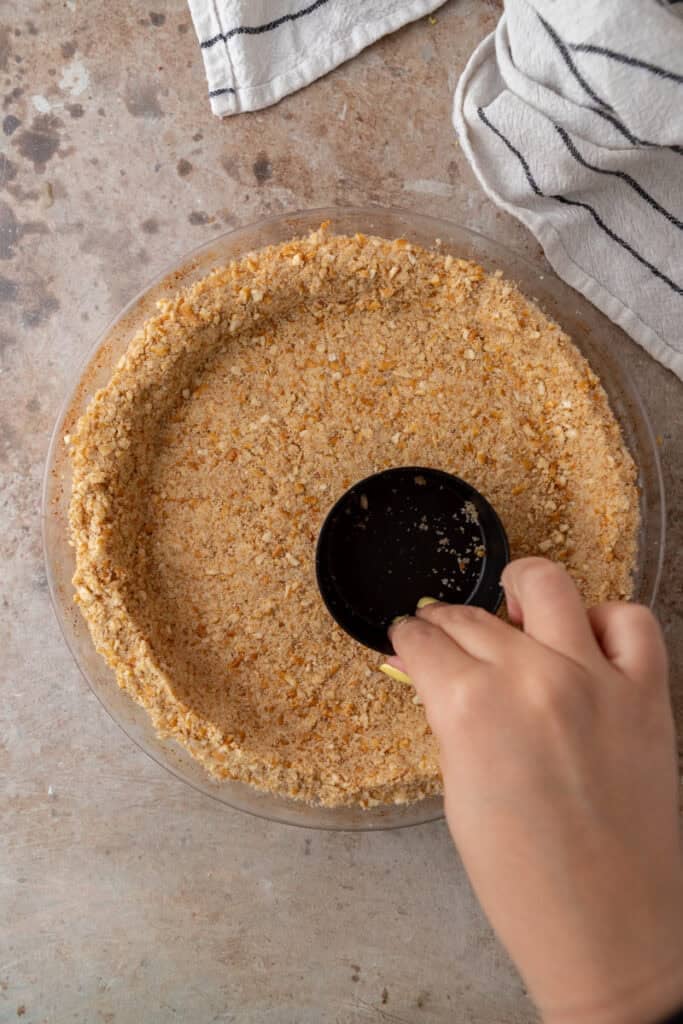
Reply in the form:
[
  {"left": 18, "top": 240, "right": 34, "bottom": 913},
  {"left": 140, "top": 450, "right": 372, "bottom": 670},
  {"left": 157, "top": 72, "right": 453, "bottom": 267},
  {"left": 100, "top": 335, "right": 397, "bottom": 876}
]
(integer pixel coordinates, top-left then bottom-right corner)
[{"left": 68, "top": 226, "right": 639, "bottom": 808}]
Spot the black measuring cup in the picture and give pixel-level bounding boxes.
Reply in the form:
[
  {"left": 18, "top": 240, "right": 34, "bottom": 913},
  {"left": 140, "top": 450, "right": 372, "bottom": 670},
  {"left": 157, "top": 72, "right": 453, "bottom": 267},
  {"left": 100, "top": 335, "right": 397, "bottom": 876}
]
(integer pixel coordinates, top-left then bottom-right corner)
[{"left": 316, "top": 467, "right": 510, "bottom": 655}]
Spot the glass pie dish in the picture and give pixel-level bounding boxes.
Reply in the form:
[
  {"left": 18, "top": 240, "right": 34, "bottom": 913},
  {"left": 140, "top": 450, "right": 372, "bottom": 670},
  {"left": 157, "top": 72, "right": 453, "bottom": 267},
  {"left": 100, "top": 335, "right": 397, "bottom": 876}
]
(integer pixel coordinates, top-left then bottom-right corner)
[{"left": 42, "top": 206, "right": 665, "bottom": 830}]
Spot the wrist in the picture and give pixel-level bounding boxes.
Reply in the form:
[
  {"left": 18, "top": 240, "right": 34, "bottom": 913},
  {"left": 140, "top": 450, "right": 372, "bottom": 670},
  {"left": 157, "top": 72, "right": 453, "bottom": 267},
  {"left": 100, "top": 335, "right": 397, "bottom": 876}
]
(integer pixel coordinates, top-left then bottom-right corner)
[{"left": 540, "top": 951, "right": 683, "bottom": 1024}]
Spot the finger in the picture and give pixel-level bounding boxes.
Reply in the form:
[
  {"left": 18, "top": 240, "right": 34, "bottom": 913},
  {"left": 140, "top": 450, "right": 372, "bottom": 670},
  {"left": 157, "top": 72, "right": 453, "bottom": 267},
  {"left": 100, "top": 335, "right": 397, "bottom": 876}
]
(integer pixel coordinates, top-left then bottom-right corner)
[
  {"left": 389, "top": 615, "right": 475, "bottom": 709},
  {"left": 501, "top": 557, "right": 601, "bottom": 665},
  {"left": 416, "top": 601, "right": 525, "bottom": 663},
  {"left": 588, "top": 603, "right": 668, "bottom": 685},
  {"left": 504, "top": 586, "right": 523, "bottom": 627}
]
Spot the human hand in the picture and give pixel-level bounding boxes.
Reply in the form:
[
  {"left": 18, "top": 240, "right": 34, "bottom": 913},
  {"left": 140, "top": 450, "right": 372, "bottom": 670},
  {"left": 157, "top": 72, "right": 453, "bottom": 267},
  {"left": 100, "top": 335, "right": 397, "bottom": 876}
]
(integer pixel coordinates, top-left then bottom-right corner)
[{"left": 390, "top": 558, "right": 683, "bottom": 1024}]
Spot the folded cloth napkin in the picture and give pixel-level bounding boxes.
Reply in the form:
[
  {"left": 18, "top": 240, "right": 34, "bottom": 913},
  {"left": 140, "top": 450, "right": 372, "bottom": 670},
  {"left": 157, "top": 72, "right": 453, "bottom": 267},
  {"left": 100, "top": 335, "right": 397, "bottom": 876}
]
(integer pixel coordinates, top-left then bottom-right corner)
[
  {"left": 188, "top": 0, "right": 445, "bottom": 117},
  {"left": 454, "top": 0, "right": 683, "bottom": 379}
]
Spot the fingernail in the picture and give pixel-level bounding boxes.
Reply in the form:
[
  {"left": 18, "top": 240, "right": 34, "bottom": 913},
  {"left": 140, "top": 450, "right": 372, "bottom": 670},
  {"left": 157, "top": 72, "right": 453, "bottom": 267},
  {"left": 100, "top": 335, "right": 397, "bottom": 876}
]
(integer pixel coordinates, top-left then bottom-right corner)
[
  {"left": 417, "top": 596, "right": 439, "bottom": 609},
  {"left": 379, "top": 664, "right": 413, "bottom": 685},
  {"left": 391, "top": 614, "right": 410, "bottom": 627}
]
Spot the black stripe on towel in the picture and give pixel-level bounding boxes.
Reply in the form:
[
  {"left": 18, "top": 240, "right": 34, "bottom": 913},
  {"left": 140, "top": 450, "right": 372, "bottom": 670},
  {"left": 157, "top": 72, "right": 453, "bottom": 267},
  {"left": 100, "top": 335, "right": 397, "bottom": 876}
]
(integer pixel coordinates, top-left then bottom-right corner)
[
  {"left": 553, "top": 193, "right": 683, "bottom": 294},
  {"left": 201, "top": 0, "right": 332, "bottom": 50},
  {"left": 589, "top": 105, "right": 655, "bottom": 146},
  {"left": 536, "top": 14, "right": 613, "bottom": 110},
  {"left": 571, "top": 43, "right": 683, "bottom": 84},
  {"left": 477, "top": 106, "right": 542, "bottom": 195},
  {"left": 476, "top": 106, "right": 683, "bottom": 296},
  {"left": 554, "top": 124, "right": 683, "bottom": 230},
  {"left": 209, "top": 86, "right": 237, "bottom": 97},
  {"left": 590, "top": 105, "right": 683, "bottom": 154}
]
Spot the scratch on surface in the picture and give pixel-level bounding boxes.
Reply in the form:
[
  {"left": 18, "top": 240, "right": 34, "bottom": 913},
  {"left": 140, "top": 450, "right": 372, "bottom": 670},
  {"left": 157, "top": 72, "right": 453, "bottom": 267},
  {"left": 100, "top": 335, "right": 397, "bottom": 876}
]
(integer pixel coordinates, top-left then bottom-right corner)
[
  {"left": 344, "top": 998, "right": 414, "bottom": 1024},
  {"left": 59, "top": 58, "right": 89, "bottom": 97},
  {"left": 0, "top": 960, "right": 22, "bottom": 974},
  {"left": 403, "top": 179, "right": 455, "bottom": 198},
  {"left": 32, "top": 95, "right": 53, "bottom": 114}
]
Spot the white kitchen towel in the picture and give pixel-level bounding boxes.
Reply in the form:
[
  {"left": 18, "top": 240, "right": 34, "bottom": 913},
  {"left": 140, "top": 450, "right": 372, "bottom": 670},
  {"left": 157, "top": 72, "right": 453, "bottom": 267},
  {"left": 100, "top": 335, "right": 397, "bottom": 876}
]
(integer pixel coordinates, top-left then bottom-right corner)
[
  {"left": 454, "top": 0, "right": 683, "bottom": 380},
  {"left": 189, "top": 0, "right": 445, "bottom": 118}
]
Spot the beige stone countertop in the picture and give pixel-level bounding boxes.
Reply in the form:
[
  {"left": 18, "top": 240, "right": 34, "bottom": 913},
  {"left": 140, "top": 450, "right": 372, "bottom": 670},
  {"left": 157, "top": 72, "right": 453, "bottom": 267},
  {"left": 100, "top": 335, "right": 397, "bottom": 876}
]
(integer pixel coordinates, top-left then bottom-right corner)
[{"left": 1, "top": 1, "right": 681, "bottom": 1021}]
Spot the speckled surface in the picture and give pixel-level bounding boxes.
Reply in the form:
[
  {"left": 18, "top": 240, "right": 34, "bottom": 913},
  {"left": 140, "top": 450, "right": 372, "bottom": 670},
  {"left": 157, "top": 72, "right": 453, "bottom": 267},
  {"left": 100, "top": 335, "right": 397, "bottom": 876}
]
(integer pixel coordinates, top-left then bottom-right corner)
[{"left": 1, "top": 1, "right": 681, "bottom": 1021}]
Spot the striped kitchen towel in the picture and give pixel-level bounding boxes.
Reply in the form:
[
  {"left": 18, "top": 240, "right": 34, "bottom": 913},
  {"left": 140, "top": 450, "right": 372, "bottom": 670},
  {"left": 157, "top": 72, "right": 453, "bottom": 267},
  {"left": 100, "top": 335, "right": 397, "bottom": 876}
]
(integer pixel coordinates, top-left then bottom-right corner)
[
  {"left": 454, "top": 0, "right": 683, "bottom": 379},
  {"left": 189, "top": 0, "right": 446, "bottom": 117}
]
